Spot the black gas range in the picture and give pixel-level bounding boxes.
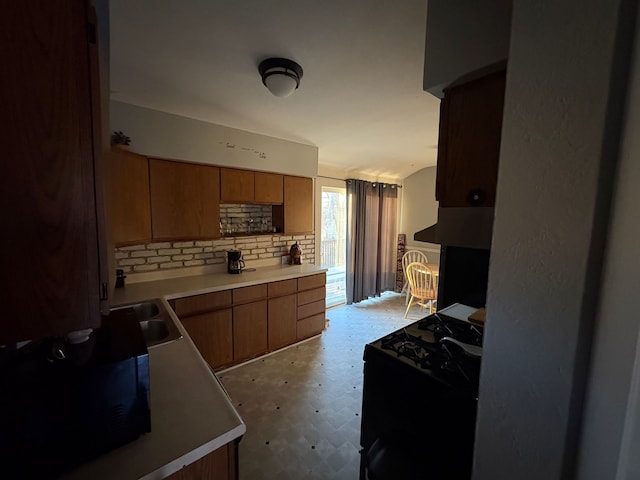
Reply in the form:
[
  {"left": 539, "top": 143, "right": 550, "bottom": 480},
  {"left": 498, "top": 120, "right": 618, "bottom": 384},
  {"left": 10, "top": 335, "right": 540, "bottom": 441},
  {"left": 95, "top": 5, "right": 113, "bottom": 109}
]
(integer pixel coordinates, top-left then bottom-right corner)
[{"left": 360, "top": 304, "right": 484, "bottom": 480}]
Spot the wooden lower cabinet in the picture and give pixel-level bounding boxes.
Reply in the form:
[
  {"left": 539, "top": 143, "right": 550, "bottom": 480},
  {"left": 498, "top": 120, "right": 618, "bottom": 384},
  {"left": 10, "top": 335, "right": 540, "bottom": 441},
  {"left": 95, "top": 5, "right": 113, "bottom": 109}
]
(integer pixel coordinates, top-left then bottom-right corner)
[
  {"left": 233, "top": 300, "right": 268, "bottom": 362},
  {"left": 173, "top": 274, "right": 326, "bottom": 370},
  {"left": 181, "top": 309, "right": 233, "bottom": 369},
  {"left": 165, "top": 440, "right": 238, "bottom": 480},
  {"left": 268, "top": 294, "right": 297, "bottom": 350},
  {"left": 297, "top": 274, "right": 327, "bottom": 340},
  {"left": 297, "top": 313, "right": 326, "bottom": 340}
]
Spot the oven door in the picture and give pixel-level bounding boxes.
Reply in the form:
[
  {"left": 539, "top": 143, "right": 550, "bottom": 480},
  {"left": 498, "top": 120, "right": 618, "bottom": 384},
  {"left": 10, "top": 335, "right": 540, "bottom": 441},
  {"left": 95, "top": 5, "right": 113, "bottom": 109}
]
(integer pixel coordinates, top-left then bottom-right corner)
[{"left": 359, "top": 345, "right": 477, "bottom": 479}]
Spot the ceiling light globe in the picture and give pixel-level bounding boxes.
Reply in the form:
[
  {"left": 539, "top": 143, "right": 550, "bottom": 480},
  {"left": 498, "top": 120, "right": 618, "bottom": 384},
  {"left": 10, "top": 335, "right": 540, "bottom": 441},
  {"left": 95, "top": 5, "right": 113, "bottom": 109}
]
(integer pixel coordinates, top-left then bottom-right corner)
[
  {"left": 259, "top": 58, "right": 304, "bottom": 98},
  {"left": 264, "top": 74, "right": 298, "bottom": 97}
]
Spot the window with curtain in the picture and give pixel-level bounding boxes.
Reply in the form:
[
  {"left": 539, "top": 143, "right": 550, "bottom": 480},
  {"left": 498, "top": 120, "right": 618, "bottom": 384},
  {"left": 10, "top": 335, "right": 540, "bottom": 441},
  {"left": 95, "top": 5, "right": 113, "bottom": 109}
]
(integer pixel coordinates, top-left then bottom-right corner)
[{"left": 345, "top": 179, "right": 399, "bottom": 304}]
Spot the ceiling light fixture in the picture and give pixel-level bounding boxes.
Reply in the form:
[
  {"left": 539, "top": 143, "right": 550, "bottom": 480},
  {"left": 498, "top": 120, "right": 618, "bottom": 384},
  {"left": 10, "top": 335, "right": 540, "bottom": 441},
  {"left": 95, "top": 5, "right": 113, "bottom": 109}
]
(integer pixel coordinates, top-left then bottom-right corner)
[{"left": 258, "top": 57, "right": 303, "bottom": 98}]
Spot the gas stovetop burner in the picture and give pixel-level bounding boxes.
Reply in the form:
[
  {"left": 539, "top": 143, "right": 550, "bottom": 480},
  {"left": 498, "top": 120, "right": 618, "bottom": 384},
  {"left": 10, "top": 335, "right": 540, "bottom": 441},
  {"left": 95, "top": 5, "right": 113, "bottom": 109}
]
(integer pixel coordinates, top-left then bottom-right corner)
[
  {"left": 417, "top": 313, "right": 484, "bottom": 347},
  {"left": 376, "top": 324, "right": 481, "bottom": 387}
]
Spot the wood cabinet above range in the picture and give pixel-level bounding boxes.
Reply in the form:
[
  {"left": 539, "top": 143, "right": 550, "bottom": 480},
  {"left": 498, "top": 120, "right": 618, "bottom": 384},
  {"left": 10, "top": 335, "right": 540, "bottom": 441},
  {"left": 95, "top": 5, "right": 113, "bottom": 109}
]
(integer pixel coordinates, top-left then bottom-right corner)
[{"left": 435, "top": 68, "right": 506, "bottom": 208}]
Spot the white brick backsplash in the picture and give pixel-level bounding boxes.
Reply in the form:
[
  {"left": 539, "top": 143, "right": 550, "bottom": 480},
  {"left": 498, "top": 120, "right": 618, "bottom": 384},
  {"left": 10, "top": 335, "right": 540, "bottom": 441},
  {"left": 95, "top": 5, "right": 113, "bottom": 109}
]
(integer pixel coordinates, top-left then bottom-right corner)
[
  {"left": 214, "top": 240, "right": 235, "bottom": 247},
  {"left": 119, "top": 258, "right": 146, "bottom": 266},
  {"left": 235, "top": 237, "right": 257, "bottom": 244},
  {"left": 120, "top": 266, "right": 132, "bottom": 273},
  {"left": 173, "top": 241, "right": 194, "bottom": 248},
  {"left": 116, "top": 233, "right": 315, "bottom": 276},
  {"left": 184, "top": 260, "right": 205, "bottom": 267},
  {"left": 147, "top": 256, "right": 171, "bottom": 264},
  {"left": 134, "top": 264, "right": 158, "bottom": 272},
  {"left": 158, "top": 248, "right": 180, "bottom": 255},
  {"left": 147, "top": 242, "right": 171, "bottom": 249},
  {"left": 119, "top": 244, "right": 146, "bottom": 251},
  {"left": 160, "top": 262, "right": 183, "bottom": 269},
  {"left": 172, "top": 254, "right": 194, "bottom": 261},
  {"left": 131, "top": 250, "right": 157, "bottom": 258}
]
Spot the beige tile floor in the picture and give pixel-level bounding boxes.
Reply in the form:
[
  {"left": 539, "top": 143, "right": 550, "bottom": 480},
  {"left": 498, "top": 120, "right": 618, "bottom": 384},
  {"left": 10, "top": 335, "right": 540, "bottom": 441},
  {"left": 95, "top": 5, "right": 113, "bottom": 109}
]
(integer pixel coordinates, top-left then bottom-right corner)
[{"left": 218, "top": 292, "right": 428, "bottom": 480}]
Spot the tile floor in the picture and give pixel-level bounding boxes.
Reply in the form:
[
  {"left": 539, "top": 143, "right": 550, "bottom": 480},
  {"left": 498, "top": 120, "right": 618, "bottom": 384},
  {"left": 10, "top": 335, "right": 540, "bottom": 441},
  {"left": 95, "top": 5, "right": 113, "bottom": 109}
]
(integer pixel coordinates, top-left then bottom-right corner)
[{"left": 218, "top": 292, "right": 428, "bottom": 480}]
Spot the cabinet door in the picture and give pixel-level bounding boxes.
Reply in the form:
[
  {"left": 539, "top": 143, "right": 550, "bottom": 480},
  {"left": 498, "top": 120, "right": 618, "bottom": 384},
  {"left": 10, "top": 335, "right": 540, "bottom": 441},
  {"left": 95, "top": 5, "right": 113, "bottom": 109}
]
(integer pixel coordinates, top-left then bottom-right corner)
[
  {"left": 273, "top": 176, "right": 313, "bottom": 234},
  {"left": 150, "top": 159, "right": 220, "bottom": 240},
  {"left": 233, "top": 300, "right": 268, "bottom": 362},
  {"left": 436, "top": 69, "right": 506, "bottom": 207},
  {"left": 254, "top": 172, "right": 283, "bottom": 204},
  {"left": 220, "top": 168, "right": 254, "bottom": 203},
  {"left": 107, "top": 148, "right": 151, "bottom": 246},
  {"left": 165, "top": 440, "right": 237, "bottom": 480},
  {"left": 268, "top": 294, "right": 297, "bottom": 350},
  {"left": 181, "top": 309, "right": 233, "bottom": 369},
  {"left": 1, "top": 1, "right": 104, "bottom": 343}
]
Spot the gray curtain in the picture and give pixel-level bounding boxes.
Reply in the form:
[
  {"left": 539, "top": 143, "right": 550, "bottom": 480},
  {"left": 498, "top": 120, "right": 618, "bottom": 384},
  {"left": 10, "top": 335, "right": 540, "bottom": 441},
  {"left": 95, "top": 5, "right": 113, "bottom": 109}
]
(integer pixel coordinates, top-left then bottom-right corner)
[{"left": 346, "top": 179, "right": 399, "bottom": 304}]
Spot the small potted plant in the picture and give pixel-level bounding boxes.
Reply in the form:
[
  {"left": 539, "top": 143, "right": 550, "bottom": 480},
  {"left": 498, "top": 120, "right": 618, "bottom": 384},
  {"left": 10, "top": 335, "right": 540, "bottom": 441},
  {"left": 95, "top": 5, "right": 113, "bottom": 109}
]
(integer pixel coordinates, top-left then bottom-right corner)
[{"left": 111, "top": 130, "right": 131, "bottom": 150}]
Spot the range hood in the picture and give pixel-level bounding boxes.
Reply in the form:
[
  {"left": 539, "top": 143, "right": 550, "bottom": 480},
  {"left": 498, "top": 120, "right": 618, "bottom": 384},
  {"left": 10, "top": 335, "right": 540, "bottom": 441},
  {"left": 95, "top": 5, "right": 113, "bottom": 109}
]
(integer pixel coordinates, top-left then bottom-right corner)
[{"left": 414, "top": 207, "right": 494, "bottom": 250}]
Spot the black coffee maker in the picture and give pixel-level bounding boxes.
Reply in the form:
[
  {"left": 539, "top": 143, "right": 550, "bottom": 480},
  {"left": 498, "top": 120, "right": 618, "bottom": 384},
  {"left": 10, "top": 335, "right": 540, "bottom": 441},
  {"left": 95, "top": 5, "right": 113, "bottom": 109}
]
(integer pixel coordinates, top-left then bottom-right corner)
[{"left": 227, "top": 249, "right": 245, "bottom": 274}]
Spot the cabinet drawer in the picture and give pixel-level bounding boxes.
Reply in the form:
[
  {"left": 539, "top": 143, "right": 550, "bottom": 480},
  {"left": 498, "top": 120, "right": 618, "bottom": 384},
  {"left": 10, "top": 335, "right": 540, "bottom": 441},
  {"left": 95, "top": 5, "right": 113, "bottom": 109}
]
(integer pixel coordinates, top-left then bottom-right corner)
[
  {"left": 297, "top": 299, "right": 325, "bottom": 319},
  {"left": 297, "top": 313, "right": 325, "bottom": 340},
  {"left": 233, "top": 284, "right": 268, "bottom": 304},
  {"left": 298, "top": 273, "right": 326, "bottom": 291},
  {"left": 268, "top": 279, "right": 297, "bottom": 297},
  {"left": 173, "top": 290, "right": 232, "bottom": 317},
  {"left": 297, "top": 287, "right": 325, "bottom": 306}
]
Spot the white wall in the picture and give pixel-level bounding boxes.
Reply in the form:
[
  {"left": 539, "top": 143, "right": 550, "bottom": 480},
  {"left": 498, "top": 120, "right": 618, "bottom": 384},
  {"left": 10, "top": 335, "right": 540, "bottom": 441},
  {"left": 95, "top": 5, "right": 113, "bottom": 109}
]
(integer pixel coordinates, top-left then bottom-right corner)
[
  {"left": 473, "top": 1, "right": 636, "bottom": 479},
  {"left": 423, "top": 0, "right": 512, "bottom": 97},
  {"left": 110, "top": 101, "right": 318, "bottom": 177},
  {"left": 399, "top": 166, "right": 440, "bottom": 261},
  {"left": 576, "top": 3, "right": 640, "bottom": 477}
]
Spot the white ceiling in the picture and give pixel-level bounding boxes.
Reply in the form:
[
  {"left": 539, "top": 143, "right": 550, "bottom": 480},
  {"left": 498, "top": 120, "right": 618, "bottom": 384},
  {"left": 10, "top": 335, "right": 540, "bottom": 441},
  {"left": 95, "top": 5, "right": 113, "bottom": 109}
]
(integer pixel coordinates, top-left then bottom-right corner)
[{"left": 109, "top": 0, "right": 441, "bottom": 181}]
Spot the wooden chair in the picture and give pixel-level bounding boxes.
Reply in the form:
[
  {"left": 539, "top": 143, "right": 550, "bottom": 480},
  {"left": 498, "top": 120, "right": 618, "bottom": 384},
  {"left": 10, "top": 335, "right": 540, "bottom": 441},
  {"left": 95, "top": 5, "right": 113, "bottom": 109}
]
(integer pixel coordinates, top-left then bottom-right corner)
[
  {"left": 404, "top": 262, "right": 438, "bottom": 318},
  {"left": 400, "top": 250, "right": 428, "bottom": 304}
]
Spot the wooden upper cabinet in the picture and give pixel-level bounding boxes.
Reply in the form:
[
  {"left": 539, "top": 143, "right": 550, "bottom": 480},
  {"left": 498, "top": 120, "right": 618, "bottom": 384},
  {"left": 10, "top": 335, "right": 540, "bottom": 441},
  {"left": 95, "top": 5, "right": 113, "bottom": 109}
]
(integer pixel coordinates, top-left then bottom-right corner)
[
  {"left": 220, "top": 168, "right": 284, "bottom": 204},
  {"left": 255, "top": 172, "right": 283, "bottom": 204},
  {"left": 220, "top": 168, "right": 254, "bottom": 203},
  {"left": 436, "top": 68, "right": 506, "bottom": 208},
  {"left": 106, "top": 148, "right": 152, "bottom": 246},
  {"left": 273, "top": 176, "right": 313, "bottom": 234},
  {"left": 0, "top": 1, "right": 106, "bottom": 343},
  {"left": 149, "top": 159, "right": 220, "bottom": 241}
]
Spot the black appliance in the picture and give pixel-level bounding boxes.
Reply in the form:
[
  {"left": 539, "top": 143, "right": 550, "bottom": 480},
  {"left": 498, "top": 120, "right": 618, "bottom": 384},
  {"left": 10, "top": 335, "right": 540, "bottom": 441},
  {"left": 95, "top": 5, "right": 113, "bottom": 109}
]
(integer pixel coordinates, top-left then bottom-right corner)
[
  {"left": 227, "top": 249, "right": 245, "bottom": 274},
  {"left": 360, "top": 304, "right": 484, "bottom": 480},
  {"left": 0, "top": 309, "right": 151, "bottom": 478}
]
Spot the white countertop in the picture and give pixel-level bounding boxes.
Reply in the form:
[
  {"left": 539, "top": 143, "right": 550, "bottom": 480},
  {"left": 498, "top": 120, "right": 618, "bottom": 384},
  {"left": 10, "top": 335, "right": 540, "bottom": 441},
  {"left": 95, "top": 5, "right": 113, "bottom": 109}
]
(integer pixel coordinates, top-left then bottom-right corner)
[
  {"left": 63, "top": 263, "right": 326, "bottom": 479},
  {"left": 111, "top": 263, "right": 327, "bottom": 306}
]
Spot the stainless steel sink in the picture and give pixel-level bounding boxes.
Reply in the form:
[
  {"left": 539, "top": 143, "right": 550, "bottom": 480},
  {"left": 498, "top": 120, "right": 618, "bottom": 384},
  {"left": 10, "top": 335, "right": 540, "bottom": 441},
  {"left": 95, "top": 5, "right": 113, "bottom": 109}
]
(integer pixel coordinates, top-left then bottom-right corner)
[{"left": 110, "top": 300, "right": 182, "bottom": 348}]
